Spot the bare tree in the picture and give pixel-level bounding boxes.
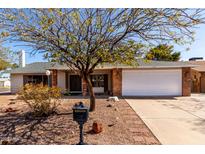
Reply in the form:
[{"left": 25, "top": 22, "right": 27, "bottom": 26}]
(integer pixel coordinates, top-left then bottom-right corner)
[{"left": 0, "top": 8, "right": 204, "bottom": 111}]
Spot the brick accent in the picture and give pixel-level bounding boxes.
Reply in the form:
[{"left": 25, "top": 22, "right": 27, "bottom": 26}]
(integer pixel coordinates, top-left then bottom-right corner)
[
  {"left": 112, "top": 68, "right": 122, "bottom": 96},
  {"left": 52, "top": 70, "right": 58, "bottom": 87},
  {"left": 182, "top": 67, "right": 191, "bottom": 96},
  {"left": 82, "top": 77, "right": 87, "bottom": 96},
  {"left": 191, "top": 69, "right": 201, "bottom": 93},
  {"left": 200, "top": 72, "right": 205, "bottom": 93},
  {"left": 118, "top": 99, "right": 160, "bottom": 144}
]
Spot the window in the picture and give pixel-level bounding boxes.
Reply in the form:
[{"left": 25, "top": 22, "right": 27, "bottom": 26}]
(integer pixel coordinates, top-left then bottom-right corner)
[
  {"left": 91, "top": 75, "right": 104, "bottom": 87},
  {"left": 23, "top": 75, "right": 49, "bottom": 85}
]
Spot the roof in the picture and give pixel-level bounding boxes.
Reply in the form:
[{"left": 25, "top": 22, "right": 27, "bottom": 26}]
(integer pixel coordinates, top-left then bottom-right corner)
[
  {"left": 187, "top": 61, "right": 205, "bottom": 72},
  {"left": 10, "top": 62, "right": 55, "bottom": 74},
  {"left": 10, "top": 59, "right": 196, "bottom": 74},
  {"left": 49, "top": 59, "right": 196, "bottom": 70}
]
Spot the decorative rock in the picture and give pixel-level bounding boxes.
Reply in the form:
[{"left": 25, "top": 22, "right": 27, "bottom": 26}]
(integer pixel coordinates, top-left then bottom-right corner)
[
  {"left": 9, "top": 101, "right": 16, "bottom": 105},
  {"left": 1, "top": 140, "right": 9, "bottom": 145},
  {"left": 1, "top": 139, "right": 17, "bottom": 145},
  {"left": 92, "top": 121, "right": 103, "bottom": 134},
  {"left": 106, "top": 104, "right": 113, "bottom": 107},
  {"left": 5, "top": 107, "right": 17, "bottom": 113},
  {"left": 108, "top": 96, "right": 119, "bottom": 102},
  {"left": 108, "top": 123, "right": 115, "bottom": 127},
  {"left": 114, "top": 107, "right": 118, "bottom": 111}
]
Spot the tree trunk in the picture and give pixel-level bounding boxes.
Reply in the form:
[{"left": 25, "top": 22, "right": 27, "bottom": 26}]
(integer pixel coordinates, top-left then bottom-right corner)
[{"left": 84, "top": 74, "right": 95, "bottom": 112}]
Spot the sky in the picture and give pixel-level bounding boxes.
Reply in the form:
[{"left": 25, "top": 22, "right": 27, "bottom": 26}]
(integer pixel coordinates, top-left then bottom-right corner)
[
  {"left": 3, "top": 24, "right": 205, "bottom": 64},
  {"left": 176, "top": 24, "right": 205, "bottom": 61}
]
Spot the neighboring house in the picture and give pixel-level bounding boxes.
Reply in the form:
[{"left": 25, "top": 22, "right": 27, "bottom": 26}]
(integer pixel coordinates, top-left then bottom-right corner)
[
  {"left": 10, "top": 59, "right": 194, "bottom": 96},
  {"left": 0, "top": 70, "right": 11, "bottom": 87},
  {"left": 188, "top": 60, "right": 205, "bottom": 93}
]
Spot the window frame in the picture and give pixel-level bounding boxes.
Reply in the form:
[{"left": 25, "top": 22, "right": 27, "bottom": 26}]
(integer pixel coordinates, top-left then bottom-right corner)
[{"left": 91, "top": 74, "right": 104, "bottom": 87}]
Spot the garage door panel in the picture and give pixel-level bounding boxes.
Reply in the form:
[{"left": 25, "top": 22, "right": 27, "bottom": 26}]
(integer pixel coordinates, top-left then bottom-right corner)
[{"left": 122, "top": 69, "right": 182, "bottom": 96}]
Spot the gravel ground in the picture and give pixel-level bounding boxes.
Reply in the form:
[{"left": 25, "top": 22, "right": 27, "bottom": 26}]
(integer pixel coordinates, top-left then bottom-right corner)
[{"left": 0, "top": 95, "right": 160, "bottom": 145}]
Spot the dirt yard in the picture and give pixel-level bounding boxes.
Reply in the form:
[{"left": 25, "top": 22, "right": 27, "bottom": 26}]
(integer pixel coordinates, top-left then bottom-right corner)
[{"left": 0, "top": 95, "right": 160, "bottom": 145}]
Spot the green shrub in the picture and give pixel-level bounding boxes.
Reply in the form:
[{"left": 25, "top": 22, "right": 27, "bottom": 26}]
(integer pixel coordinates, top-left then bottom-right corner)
[{"left": 18, "top": 84, "right": 61, "bottom": 117}]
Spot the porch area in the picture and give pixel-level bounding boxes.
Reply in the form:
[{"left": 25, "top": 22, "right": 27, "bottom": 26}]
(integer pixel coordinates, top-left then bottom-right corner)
[{"left": 50, "top": 68, "right": 122, "bottom": 96}]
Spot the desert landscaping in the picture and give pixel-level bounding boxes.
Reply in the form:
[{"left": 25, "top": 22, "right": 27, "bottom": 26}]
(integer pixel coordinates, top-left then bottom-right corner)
[{"left": 0, "top": 95, "right": 160, "bottom": 145}]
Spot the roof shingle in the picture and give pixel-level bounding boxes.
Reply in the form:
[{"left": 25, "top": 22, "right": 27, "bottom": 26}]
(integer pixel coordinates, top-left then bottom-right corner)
[{"left": 10, "top": 59, "right": 196, "bottom": 74}]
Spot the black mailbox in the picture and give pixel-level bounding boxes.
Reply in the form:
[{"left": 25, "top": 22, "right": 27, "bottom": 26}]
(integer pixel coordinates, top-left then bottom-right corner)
[
  {"left": 73, "top": 102, "right": 89, "bottom": 124},
  {"left": 72, "top": 102, "right": 89, "bottom": 145}
]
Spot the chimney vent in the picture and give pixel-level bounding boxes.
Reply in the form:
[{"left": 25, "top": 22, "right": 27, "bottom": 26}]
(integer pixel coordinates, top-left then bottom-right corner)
[{"left": 189, "top": 57, "right": 203, "bottom": 61}]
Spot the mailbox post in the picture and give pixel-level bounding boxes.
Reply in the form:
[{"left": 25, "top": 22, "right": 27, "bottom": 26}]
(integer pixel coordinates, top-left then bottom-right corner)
[{"left": 72, "top": 102, "right": 89, "bottom": 145}]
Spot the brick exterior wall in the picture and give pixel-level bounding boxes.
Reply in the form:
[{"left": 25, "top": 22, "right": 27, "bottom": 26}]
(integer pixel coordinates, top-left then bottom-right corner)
[
  {"left": 200, "top": 72, "right": 205, "bottom": 93},
  {"left": 52, "top": 70, "right": 58, "bottom": 87},
  {"left": 50, "top": 68, "right": 191, "bottom": 96},
  {"left": 189, "top": 69, "right": 205, "bottom": 93},
  {"left": 191, "top": 69, "right": 201, "bottom": 93},
  {"left": 182, "top": 67, "right": 191, "bottom": 96},
  {"left": 111, "top": 68, "right": 122, "bottom": 96}
]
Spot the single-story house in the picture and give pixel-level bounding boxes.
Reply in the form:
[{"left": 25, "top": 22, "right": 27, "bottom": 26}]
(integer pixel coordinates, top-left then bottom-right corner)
[
  {"left": 188, "top": 60, "right": 205, "bottom": 93},
  {"left": 10, "top": 59, "right": 194, "bottom": 97}
]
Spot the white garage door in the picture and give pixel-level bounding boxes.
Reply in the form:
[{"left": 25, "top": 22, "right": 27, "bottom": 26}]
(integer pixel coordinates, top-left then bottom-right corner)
[{"left": 122, "top": 69, "right": 182, "bottom": 96}]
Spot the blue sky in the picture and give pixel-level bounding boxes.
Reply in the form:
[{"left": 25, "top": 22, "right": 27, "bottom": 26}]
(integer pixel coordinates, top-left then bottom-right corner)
[
  {"left": 4, "top": 24, "right": 205, "bottom": 64},
  {"left": 24, "top": 52, "right": 46, "bottom": 64},
  {"left": 4, "top": 43, "right": 47, "bottom": 64},
  {"left": 176, "top": 24, "right": 205, "bottom": 61}
]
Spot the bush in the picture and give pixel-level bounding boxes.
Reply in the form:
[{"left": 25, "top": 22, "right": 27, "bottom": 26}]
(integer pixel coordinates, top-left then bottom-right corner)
[{"left": 18, "top": 84, "right": 61, "bottom": 117}]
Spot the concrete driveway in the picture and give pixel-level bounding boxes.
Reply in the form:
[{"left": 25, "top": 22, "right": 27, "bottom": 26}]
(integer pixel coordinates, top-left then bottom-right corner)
[{"left": 126, "top": 94, "right": 205, "bottom": 144}]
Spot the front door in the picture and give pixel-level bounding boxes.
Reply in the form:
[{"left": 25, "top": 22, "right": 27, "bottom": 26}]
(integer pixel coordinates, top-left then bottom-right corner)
[{"left": 70, "top": 75, "right": 82, "bottom": 92}]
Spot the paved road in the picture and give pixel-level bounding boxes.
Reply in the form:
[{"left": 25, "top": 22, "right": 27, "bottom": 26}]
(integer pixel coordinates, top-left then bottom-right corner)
[{"left": 126, "top": 94, "right": 205, "bottom": 144}]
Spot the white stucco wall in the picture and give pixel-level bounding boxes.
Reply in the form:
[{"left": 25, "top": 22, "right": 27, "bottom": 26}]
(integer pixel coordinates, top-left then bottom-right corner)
[
  {"left": 57, "top": 71, "right": 66, "bottom": 92},
  {"left": 11, "top": 74, "right": 23, "bottom": 94}
]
